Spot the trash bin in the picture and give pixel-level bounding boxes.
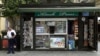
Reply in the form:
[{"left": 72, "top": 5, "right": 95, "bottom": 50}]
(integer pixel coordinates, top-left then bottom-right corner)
[{"left": 0, "top": 35, "right": 1, "bottom": 50}]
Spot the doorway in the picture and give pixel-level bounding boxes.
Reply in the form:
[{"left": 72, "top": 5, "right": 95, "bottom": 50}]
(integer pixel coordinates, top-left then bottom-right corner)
[{"left": 68, "top": 18, "right": 79, "bottom": 50}]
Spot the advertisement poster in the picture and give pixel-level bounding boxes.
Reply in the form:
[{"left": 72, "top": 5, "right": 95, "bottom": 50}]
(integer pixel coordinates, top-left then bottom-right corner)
[{"left": 50, "top": 37, "right": 65, "bottom": 48}]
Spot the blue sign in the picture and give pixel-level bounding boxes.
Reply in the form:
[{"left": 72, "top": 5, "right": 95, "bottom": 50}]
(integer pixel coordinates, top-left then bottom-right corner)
[{"left": 82, "top": 12, "right": 89, "bottom": 16}]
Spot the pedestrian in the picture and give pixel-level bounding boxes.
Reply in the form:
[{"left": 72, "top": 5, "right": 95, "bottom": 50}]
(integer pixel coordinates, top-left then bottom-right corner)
[{"left": 7, "top": 27, "right": 16, "bottom": 54}]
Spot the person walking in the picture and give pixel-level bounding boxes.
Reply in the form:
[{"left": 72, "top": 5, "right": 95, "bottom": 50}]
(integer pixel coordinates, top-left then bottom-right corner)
[{"left": 7, "top": 27, "right": 16, "bottom": 54}]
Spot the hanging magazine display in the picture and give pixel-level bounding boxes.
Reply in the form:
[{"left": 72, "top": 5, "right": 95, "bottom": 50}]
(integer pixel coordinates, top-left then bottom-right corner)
[
  {"left": 88, "top": 19, "right": 94, "bottom": 47},
  {"left": 23, "top": 18, "right": 33, "bottom": 49}
]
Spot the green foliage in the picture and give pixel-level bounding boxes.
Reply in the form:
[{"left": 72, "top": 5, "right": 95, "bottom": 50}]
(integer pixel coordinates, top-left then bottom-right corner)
[
  {"left": 20, "top": 0, "right": 41, "bottom": 4},
  {"left": 2, "top": 0, "right": 19, "bottom": 17}
]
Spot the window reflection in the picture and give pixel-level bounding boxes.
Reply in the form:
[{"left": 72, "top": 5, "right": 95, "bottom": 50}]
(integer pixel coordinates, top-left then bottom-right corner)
[
  {"left": 46, "top": 0, "right": 68, "bottom": 3},
  {"left": 36, "top": 21, "right": 66, "bottom": 33},
  {"left": 20, "top": 0, "right": 68, "bottom": 4},
  {"left": 71, "top": 0, "right": 94, "bottom": 3},
  {"left": 19, "top": 0, "right": 94, "bottom": 5}
]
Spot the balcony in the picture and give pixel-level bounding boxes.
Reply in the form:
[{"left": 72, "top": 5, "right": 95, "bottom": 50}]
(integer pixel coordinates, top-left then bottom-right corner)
[
  {"left": 96, "top": 0, "right": 100, "bottom": 6},
  {"left": 19, "top": 0, "right": 95, "bottom": 8}
]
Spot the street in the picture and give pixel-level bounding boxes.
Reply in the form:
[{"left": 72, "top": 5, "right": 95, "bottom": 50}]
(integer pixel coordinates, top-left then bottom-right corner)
[{"left": 0, "top": 42, "right": 100, "bottom": 56}]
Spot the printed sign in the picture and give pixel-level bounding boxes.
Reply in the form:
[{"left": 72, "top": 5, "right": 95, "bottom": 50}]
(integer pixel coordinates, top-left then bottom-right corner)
[{"left": 50, "top": 37, "right": 65, "bottom": 48}]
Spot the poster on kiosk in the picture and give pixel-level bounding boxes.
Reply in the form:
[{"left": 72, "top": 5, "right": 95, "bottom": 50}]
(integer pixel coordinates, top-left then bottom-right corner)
[{"left": 50, "top": 37, "right": 65, "bottom": 48}]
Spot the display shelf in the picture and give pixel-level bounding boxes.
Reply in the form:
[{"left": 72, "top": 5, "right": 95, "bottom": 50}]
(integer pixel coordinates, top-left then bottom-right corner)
[
  {"left": 36, "top": 47, "right": 50, "bottom": 49},
  {"left": 51, "top": 33, "right": 67, "bottom": 35},
  {"left": 36, "top": 33, "right": 49, "bottom": 35}
]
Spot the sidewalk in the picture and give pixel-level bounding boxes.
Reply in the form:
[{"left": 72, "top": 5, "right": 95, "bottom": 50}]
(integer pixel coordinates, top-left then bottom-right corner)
[
  {"left": 0, "top": 42, "right": 100, "bottom": 56},
  {"left": 0, "top": 51, "right": 99, "bottom": 56}
]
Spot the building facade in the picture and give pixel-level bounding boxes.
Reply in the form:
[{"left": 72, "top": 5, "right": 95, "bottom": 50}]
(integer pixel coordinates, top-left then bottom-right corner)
[{"left": 0, "top": 0, "right": 7, "bottom": 36}]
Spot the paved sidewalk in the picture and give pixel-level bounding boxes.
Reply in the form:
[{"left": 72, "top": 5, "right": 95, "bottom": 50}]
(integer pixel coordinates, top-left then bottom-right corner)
[
  {"left": 0, "top": 51, "right": 99, "bottom": 56},
  {"left": 0, "top": 42, "right": 100, "bottom": 56}
]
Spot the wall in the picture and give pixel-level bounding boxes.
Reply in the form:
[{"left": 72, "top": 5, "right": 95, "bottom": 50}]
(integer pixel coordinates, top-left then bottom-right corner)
[
  {"left": 0, "top": 0, "right": 3, "bottom": 4},
  {"left": 0, "top": 17, "right": 7, "bottom": 36}
]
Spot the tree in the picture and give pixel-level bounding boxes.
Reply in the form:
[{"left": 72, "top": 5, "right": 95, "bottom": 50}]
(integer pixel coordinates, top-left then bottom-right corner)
[{"left": 2, "top": 0, "right": 20, "bottom": 29}]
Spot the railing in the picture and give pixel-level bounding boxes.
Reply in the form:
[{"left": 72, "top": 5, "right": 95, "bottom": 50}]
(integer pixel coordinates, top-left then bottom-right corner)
[
  {"left": 18, "top": 0, "right": 95, "bottom": 8},
  {"left": 1, "top": 0, "right": 95, "bottom": 8}
]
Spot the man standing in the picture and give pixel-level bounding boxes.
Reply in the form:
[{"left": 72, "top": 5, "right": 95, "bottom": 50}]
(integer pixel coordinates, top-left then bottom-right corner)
[{"left": 7, "top": 27, "right": 16, "bottom": 54}]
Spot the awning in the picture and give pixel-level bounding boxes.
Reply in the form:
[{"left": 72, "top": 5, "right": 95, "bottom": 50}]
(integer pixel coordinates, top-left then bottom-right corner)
[{"left": 18, "top": 7, "right": 100, "bottom": 12}]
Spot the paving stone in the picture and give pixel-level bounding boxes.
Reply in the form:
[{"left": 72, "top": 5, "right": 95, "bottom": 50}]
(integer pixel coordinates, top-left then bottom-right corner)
[{"left": 0, "top": 42, "right": 100, "bottom": 56}]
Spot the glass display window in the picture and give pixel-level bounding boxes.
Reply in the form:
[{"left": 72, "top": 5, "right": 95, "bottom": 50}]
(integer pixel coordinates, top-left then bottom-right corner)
[
  {"left": 36, "top": 18, "right": 67, "bottom": 34},
  {"left": 50, "top": 36, "right": 65, "bottom": 48},
  {"left": 36, "top": 35, "right": 49, "bottom": 49},
  {"left": 36, "top": 21, "right": 49, "bottom": 33},
  {"left": 35, "top": 18, "right": 67, "bottom": 49}
]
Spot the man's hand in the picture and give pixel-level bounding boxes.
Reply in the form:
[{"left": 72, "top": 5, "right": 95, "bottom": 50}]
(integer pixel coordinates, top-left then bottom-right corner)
[{"left": 12, "top": 35, "right": 16, "bottom": 38}]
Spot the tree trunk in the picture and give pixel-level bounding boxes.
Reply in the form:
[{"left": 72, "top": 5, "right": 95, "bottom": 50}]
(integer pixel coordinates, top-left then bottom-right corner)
[{"left": 7, "top": 16, "right": 16, "bottom": 29}]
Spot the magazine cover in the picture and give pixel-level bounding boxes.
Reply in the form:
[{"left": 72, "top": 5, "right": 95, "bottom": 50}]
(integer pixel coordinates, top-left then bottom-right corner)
[{"left": 50, "top": 37, "right": 65, "bottom": 48}]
